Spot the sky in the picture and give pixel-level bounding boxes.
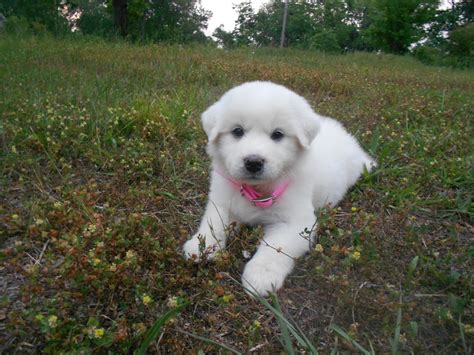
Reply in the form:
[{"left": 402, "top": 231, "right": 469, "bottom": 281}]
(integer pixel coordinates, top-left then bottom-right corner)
[
  {"left": 201, "top": 0, "right": 269, "bottom": 36},
  {"left": 201, "top": 0, "right": 454, "bottom": 36}
]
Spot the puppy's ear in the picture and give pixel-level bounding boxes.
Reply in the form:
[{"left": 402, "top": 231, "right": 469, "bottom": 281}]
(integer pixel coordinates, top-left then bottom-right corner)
[
  {"left": 296, "top": 111, "right": 320, "bottom": 149},
  {"left": 201, "top": 101, "right": 221, "bottom": 142}
]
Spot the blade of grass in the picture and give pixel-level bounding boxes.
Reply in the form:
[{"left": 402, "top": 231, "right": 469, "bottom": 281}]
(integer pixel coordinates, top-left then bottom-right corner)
[
  {"left": 134, "top": 302, "right": 188, "bottom": 355},
  {"left": 176, "top": 329, "right": 242, "bottom": 355},
  {"left": 329, "top": 324, "right": 371, "bottom": 355},
  {"left": 239, "top": 278, "right": 317, "bottom": 353},
  {"left": 259, "top": 297, "right": 317, "bottom": 352},
  {"left": 407, "top": 255, "right": 419, "bottom": 279},
  {"left": 366, "top": 334, "right": 375, "bottom": 354},
  {"left": 255, "top": 292, "right": 308, "bottom": 348},
  {"left": 458, "top": 315, "right": 468, "bottom": 354},
  {"left": 270, "top": 292, "right": 296, "bottom": 355},
  {"left": 369, "top": 126, "right": 380, "bottom": 156},
  {"left": 391, "top": 294, "right": 402, "bottom": 355}
]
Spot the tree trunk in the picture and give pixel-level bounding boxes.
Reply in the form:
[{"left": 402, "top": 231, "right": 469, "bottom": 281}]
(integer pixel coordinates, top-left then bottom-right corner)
[
  {"left": 280, "top": 0, "right": 288, "bottom": 48},
  {"left": 112, "top": 0, "right": 128, "bottom": 37}
]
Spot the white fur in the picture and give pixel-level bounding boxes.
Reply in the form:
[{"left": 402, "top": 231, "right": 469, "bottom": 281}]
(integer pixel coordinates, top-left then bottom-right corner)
[{"left": 183, "top": 81, "right": 375, "bottom": 296}]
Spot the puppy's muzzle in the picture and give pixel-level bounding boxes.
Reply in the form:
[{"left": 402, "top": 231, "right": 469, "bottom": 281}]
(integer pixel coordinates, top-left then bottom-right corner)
[{"left": 244, "top": 155, "right": 265, "bottom": 174}]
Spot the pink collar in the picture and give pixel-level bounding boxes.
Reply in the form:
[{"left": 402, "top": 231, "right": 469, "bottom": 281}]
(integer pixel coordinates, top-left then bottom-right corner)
[{"left": 217, "top": 171, "right": 290, "bottom": 208}]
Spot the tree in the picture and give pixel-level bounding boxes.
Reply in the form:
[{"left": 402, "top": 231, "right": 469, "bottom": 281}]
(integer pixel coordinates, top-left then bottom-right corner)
[
  {"left": 72, "top": 0, "right": 211, "bottom": 43},
  {"left": 213, "top": 25, "right": 236, "bottom": 48},
  {"left": 75, "top": 1, "right": 114, "bottom": 37},
  {"left": 112, "top": 0, "right": 128, "bottom": 37},
  {"left": 0, "top": 0, "right": 70, "bottom": 34},
  {"left": 424, "top": 0, "right": 474, "bottom": 48},
  {"left": 232, "top": 1, "right": 257, "bottom": 46},
  {"left": 448, "top": 22, "right": 474, "bottom": 56},
  {"left": 280, "top": 0, "right": 288, "bottom": 47},
  {"left": 366, "top": 0, "right": 440, "bottom": 54},
  {"left": 309, "top": 29, "right": 341, "bottom": 52}
]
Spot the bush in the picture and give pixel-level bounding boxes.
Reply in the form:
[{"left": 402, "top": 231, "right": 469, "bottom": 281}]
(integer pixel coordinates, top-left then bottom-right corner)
[
  {"left": 448, "top": 23, "right": 474, "bottom": 56},
  {"left": 413, "top": 45, "right": 443, "bottom": 65},
  {"left": 3, "top": 16, "right": 31, "bottom": 36},
  {"left": 309, "top": 29, "right": 341, "bottom": 53},
  {"left": 413, "top": 32, "right": 474, "bottom": 69}
]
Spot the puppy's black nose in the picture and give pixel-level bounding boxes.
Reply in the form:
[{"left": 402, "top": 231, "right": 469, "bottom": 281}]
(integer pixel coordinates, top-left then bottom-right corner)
[{"left": 244, "top": 155, "right": 265, "bottom": 173}]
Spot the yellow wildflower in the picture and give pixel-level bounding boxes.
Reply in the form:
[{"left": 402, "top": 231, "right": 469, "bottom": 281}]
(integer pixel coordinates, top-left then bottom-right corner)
[
  {"left": 125, "top": 250, "right": 136, "bottom": 260},
  {"left": 314, "top": 244, "right": 324, "bottom": 253},
  {"left": 167, "top": 296, "right": 178, "bottom": 308},
  {"left": 93, "top": 258, "right": 101, "bottom": 266},
  {"left": 48, "top": 315, "right": 58, "bottom": 328},
  {"left": 464, "top": 324, "right": 474, "bottom": 334},
  {"left": 222, "top": 294, "right": 233, "bottom": 303},
  {"left": 142, "top": 294, "right": 152, "bottom": 306},
  {"left": 94, "top": 328, "right": 105, "bottom": 338},
  {"left": 352, "top": 251, "right": 361, "bottom": 260}
]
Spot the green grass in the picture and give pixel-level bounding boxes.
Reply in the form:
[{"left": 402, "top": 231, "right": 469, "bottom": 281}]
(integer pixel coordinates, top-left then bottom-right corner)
[{"left": 1, "top": 34, "right": 473, "bottom": 353}]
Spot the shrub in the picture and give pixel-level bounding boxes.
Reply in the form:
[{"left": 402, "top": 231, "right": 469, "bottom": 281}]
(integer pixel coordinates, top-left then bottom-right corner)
[
  {"left": 309, "top": 29, "right": 341, "bottom": 53},
  {"left": 413, "top": 45, "right": 443, "bottom": 65},
  {"left": 3, "top": 16, "right": 31, "bottom": 35},
  {"left": 448, "top": 23, "right": 474, "bottom": 57}
]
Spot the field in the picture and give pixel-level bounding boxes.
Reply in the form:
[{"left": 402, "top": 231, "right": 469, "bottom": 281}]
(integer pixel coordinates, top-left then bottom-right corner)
[{"left": 1, "top": 35, "right": 473, "bottom": 353}]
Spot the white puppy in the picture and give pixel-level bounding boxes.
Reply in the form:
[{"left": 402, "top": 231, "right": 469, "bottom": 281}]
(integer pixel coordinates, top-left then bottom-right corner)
[{"left": 183, "top": 81, "right": 375, "bottom": 296}]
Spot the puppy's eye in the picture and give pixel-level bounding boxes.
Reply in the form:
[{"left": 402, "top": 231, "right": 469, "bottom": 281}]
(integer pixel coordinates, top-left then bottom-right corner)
[
  {"left": 271, "top": 129, "right": 284, "bottom": 141},
  {"left": 231, "top": 126, "right": 244, "bottom": 138}
]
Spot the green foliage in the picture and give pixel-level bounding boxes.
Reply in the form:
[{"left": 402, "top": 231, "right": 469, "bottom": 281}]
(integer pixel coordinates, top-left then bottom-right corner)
[
  {"left": 366, "top": 0, "right": 439, "bottom": 54},
  {"left": 3, "top": 15, "right": 31, "bottom": 35},
  {"left": 413, "top": 44, "right": 443, "bottom": 64},
  {"left": 414, "top": 23, "right": 474, "bottom": 68},
  {"left": 213, "top": 0, "right": 470, "bottom": 67},
  {"left": 0, "top": 0, "right": 211, "bottom": 43},
  {"left": 3, "top": 0, "right": 473, "bottom": 67},
  {"left": 232, "top": 1, "right": 257, "bottom": 46},
  {"left": 309, "top": 29, "right": 341, "bottom": 52},
  {"left": 449, "top": 22, "right": 474, "bottom": 56},
  {"left": 76, "top": 0, "right": 212, "bottom": 43},
  {"left": 228, "top": 0, "right": 367, "bottom": 51},
  {"left": 76, "top": 1, "right": 115, "bottom": 37},
  {"left": 213, "top": 25, "right": 236, "bottom": 48},
  {"left": 125, "top": 0, "right": 211, "bottom": 43},
  {"left": 0, "top": 0, "right": 70, "bottom": 34}
]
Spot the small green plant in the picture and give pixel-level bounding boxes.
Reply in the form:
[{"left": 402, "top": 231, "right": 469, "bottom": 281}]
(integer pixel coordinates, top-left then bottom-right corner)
[{"left": 135, "top": 302, "right": 188, "bottom": 355}]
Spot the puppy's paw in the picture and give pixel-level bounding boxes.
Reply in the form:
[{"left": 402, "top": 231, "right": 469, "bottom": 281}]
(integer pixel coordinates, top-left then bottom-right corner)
[
  {"left": 241, "top": 257, "right": 290, "bottom": 297},
  {"left": 182, "top": 234, "right": 220, "bottom": 262}
]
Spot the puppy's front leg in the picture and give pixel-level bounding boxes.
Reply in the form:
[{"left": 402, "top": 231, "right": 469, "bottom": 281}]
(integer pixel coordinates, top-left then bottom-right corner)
[
  {"left": 242, "top": 215, "right": 315, "bottom": 296},
  {"left": 183, "top": 198, "right": 233, "bottom": 261}
]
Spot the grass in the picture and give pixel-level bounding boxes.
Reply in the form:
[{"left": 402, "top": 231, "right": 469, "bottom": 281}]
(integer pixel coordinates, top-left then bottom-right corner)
[{"left": 1, "top": 34, "right": 473, "bottom": 353}]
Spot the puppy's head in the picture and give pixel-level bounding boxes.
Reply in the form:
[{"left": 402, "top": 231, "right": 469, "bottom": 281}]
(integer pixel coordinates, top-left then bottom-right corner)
[{"left": 202, "top": 81, "right": 320, "bottom": 184}]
